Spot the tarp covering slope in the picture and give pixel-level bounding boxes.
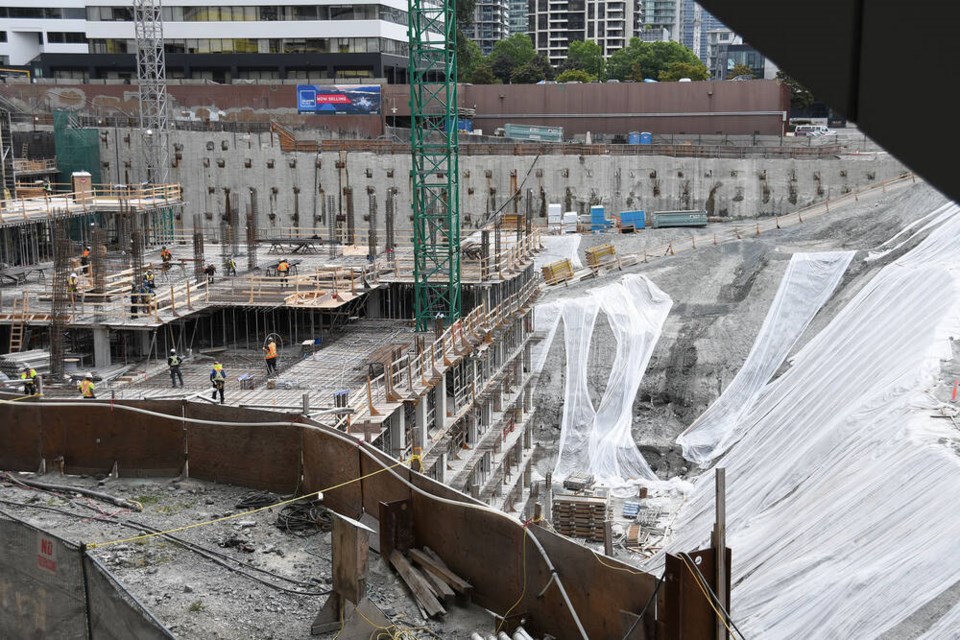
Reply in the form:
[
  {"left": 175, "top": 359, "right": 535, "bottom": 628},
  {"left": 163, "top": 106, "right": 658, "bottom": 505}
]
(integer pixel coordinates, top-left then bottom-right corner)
[
  {"left": 650, "top": 203, "right": 960, "bottom": 638},
  {"left": 554, "top": 274, "right": 673, "bottom": 486},
  {"left": 677, "top": 251, "right": 854, "bottom": 465}
]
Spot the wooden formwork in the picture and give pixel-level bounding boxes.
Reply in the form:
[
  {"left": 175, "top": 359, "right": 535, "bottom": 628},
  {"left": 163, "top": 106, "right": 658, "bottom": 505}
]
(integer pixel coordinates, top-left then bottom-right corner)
[{"left": 541, "top": 258, "right": 575, "bottom": 285}]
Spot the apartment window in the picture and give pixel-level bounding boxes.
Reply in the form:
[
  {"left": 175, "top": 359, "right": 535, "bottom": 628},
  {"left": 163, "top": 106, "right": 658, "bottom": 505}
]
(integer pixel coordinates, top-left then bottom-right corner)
[
  {"left": 46, "top": 32, "right": 87, "bottom": 44},
  {"left": 0, "top": 31, "right": 6, "bottom": 42}
]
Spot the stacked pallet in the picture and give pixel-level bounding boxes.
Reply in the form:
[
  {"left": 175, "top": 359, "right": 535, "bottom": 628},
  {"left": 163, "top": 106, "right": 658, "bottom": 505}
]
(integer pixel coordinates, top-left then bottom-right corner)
[
  {"left": 388, "top": 546, "right": 473, "bottom": 619},
  {"left": 585, "top": 243, "right": 617, "bottom": 269},
  {"left": 541, "top": 258, "right": 575, "bottom": 285},
  {"left": 552, "top": 494, "right": 609, "bottom": 542}
]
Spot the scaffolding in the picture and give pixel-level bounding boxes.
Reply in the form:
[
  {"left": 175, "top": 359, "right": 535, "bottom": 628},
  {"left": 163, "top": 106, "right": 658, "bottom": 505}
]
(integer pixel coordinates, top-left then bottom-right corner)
[{"left": 133, "top": 0, "right": 169, "bottom": 184}]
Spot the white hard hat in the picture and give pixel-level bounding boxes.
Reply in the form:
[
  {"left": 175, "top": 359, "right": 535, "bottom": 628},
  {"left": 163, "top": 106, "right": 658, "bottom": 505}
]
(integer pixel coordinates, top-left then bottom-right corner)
[
  {"left": 70, "top": 272, "right": 77, "bottom": 277},
  {"left": 85, "top": 372, "right": 93, "bottom": 379},
  {"left": 170, "top": 349, "right": 177, "bottom": 354}
]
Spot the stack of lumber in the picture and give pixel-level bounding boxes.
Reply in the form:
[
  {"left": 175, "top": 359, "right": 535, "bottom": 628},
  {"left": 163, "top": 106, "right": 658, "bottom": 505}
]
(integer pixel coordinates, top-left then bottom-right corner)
[
  {"left": 552, "top": 494, "right": 609, "bottom": 542},
  {"left": 388, "top": 546, "right": 472, "bottom": 619},
  {"left": 541, "top": 258, "right": 575, "bottom": 285},
  {"left": 585, "top": 243, "right": 617, "bottom": 269}
]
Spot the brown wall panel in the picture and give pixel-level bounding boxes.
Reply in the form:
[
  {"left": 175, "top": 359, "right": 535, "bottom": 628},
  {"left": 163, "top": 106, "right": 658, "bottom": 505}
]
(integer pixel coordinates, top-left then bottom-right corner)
[
  {"left": 301, "top": 428, "right": 362, "bottom": 518},
  {"left": 186, "top": 423, "right": 299, "bottom": 493},
  {"left": 31, "top": 403, "right": 183, "bottom": 477},
  {"left": 0, "top": 402, "right": 43, "bottom": 471},
  {"left": 532, "top": 526, "right": 658, "bottom": 639},
  {"left": 359, "top": 451, "right": 412, "bottom": 516}
]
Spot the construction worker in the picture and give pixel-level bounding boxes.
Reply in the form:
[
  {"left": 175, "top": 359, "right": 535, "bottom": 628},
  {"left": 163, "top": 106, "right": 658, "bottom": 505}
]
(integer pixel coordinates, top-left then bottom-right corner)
[
  {"left": 67, "top": 272, "right": 79, "bottom": 293},
  {"left": 77, "top": 373, "right": 96, "bottom": 399},
  {"left": 263, "top": 338, "right": 279, "bottom": 376},
  {"left": 19, "top": 366, "right": 38, "bottom": 396},
  {"left": 160, "top": 245, "right": 172, "bottom": 272},
  {"left": 277, "top": 258, "right": 290, "bottom": 287},
  {"left": 80, "top": 245, "right": 91, "bottom": 273},
  {"left": 144, "top": 269, "right": 156, "bottom": 291},
  {"left": 204, "top": 263, "right": 216, "bottom": 285},
  {"left": 226, "top": 256, "right": 237, "bottom": 276},
  {"left": 209, "top": 361, "right": 226, "bottom": 404},
  {"left": 140, "top": 282, "right": 155, "bottom": 315},
  {"left": 42, "top": 178, "right": 52, "bottom": 194},
  {"left": 168, "top": 348, "right": 184, "bottom": 388}
]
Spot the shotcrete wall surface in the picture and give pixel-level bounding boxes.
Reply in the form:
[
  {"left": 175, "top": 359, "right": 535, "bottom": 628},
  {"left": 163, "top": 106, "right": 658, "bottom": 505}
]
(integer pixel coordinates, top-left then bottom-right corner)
[
  {"left": 0, "top": 396, "right": 659, "bottom": 640},
  {"left": 99, "top": 128, "right": 907, "bottom": 239}
]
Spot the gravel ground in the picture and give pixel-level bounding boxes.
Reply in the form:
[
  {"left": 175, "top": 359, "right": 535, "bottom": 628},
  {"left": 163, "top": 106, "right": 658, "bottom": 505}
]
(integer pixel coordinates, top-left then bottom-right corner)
[{"left": 0, "top": 474, "right": 502, "bottom": 640}]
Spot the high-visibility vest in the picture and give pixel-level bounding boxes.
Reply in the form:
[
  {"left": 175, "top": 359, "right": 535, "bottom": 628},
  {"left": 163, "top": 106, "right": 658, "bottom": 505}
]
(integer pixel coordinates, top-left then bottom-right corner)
[
  {"left": 169, "top": 355, "right": 181, "bottom": 367},
  {"left": 266, "top": 343, "right": 277, "bottom": 359},
  {"left": 80, "top": 380, "right": 95, "bottom": 397},
  {"left": 277, "top": 261, "right": 289, "bottom": 273},
  {"left": 68, "top": 276, "right": 78, "bottom": 289},
  {"left": 82, "top": 248, "right": 90, "bottom": 258},
  {"left": 145, "top": 272, "right": 154, "bottom": 282},
  {"left": 20, "top": 369, "right": 36, "bottom": 381},
  {"left": 211, "top": 367, "right": 225, "bottom": 382}
]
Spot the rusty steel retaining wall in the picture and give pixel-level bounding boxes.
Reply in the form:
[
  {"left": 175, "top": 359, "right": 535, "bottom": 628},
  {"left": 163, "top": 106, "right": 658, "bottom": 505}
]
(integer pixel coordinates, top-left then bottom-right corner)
[{"left": 0, "top": 395, "right": 660, "bottom": 639}]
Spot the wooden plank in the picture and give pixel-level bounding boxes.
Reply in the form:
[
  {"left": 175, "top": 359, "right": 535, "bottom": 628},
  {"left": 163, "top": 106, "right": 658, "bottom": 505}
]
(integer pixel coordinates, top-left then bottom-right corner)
[
  {"left": 388, "top": 551, "right": 445, "bottom": 618},
  {"left": 422, "top": 567, "right": 455, "bottom": 604},
  {"left": 408, "top": 548, "right": 473, "bottom": 594}
]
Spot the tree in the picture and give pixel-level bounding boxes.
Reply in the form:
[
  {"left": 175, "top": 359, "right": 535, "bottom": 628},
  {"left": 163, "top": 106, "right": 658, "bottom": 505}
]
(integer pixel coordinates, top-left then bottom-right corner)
[
  {"left": 659, "top": 61, "right": 710, "bottom": 82},
  {"left": 776, "top": 71, "right": 814, "bottom": 112},
  {"left": 561, "top": 40, "right": 604, "bottom": 79},
  {"left": 509, "top": 54, "right": 554, "bottom": 84},
  {"left": 489, "top": 34, "right": 537, "bottom": 83},
  {"left": 556, "top": 69, "right": 596, "bottom": 83},
  {"left": 459, "top": 38, "right": 484, "bottom": 80},
  {"left": 607, "top": 38, "right": 702, "bottom": 82},
  {"left": 728, "top": 63, "right": 756, "bottom": 79},
  {"left": 466, "top": 62, "right": 498, "bottom": 85}
]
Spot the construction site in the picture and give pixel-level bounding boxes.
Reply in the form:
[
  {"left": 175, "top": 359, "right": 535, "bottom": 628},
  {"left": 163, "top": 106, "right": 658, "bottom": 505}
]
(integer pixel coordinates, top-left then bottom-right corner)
[{"left": 3, "top": 3, "right": 960, "bottom": 640}]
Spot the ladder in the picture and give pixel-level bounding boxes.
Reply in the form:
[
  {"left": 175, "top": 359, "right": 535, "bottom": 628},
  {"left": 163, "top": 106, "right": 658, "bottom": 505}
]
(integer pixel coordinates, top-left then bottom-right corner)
[{"left": 8, "top": 293, "right": 27, "bottom": 353}]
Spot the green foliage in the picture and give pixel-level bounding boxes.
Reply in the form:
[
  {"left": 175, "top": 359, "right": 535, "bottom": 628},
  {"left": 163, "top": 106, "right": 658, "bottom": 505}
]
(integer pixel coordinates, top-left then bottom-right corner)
[
  {"left": 562, "top": 40, "right": 605, "bottom": 79},
  {"left": 466, "top": 62, "right": 498, "bottom": 84},
  {"left": 776, "top": 71, "right": 815, "bottom": 111},
  {"left": 728, "top": 63, "right": 756, "bottom": 79},
  {"left": 509, "top": 54, "right": 555, "bottom": 84},
  {"left": 659, "top": 61, "right": 710, "bottom": 82},
  {"left": 556, "top": 69, "right": 596, "bottom": 83},
  {"left": 607, "top": 39, "right": 702, "bottom": 82},
  {"left": 458, "top": 37, "right": 484, "bottom": 79},
  {"left": 456, "top": 0, "right": 476, "bottom": 26},
  {"left": 490, "top": 34, "right": 537, "bottom": 83}
]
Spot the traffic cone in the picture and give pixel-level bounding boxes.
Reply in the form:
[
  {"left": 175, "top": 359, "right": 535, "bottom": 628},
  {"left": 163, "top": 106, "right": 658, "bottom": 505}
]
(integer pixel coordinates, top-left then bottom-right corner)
[{"left": 952, "top": 379, "right": 958, "bottom": 403}]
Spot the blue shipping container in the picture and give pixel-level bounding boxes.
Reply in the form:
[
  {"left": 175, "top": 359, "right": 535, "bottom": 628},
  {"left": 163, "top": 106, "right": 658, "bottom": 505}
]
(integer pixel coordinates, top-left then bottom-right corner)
[
  {"left": 628, "top": 131, "right": 641, "bottom": 145},
  {"left": 639, "top": 132, "right": 653, "bottom": 145},
  {"left": 619, "top": 210, "right": 645, "bottom": 230}
]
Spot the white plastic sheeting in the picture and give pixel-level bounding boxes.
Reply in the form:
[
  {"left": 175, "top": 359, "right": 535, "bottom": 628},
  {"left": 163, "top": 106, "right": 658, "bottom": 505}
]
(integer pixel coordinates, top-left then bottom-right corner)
[
  {"left": 676, "top": 251, "right": 854, "bottom": 466},
  {"left": 530, "top": 301, "right": 562, "bottom": 374},
  {"left": 534, "top": 235, "right": 584, "bottom": 271},
  {"left": 649, "top": 202, "right": 960, "bottom": 638},
  {"left": 554, "top": 275, "right": 673, "bottom": 487}
]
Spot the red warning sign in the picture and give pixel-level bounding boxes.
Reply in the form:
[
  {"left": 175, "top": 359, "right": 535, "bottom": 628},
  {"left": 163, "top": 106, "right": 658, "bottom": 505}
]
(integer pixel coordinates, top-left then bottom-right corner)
[{"left": 37, "top": 534, "right": 58, "bottom": 575}]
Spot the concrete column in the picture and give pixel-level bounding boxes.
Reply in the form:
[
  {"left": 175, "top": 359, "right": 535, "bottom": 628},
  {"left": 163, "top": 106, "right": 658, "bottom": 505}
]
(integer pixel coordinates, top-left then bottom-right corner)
[
  {"left": 92, "top": 327, "right": 111, "bottom": 369},
  {"left": 365, "top": 289, "right": 381, "bottom": 318},
  {"left": 139, "top": 330, "right": 152, "bottom": 358},
  {"left": 414, "top": 396, "right": 428, "bottom": 452},
  {"left": 467, "top": 413, "right": 478, "bottom": 444},
  {"left": 436, "top": 452, "right": 446, "bottom": 484},
  {"left": 433, "top": 375, "right": 447, "bottom": 430},
  {"left": 390, "top": 408, "right": 406, "bottom": 458}
]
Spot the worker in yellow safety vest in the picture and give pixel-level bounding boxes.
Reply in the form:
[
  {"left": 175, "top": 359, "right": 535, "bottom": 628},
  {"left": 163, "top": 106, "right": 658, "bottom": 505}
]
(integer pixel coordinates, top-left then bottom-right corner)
[
  {"left": 210, "top": 361, "right": 226, "bottom": 404},
  {"left": 77, "top": 373, "right": 96, "bottom": 399},
  {"left": 277, "top": 258, "right": 290, "bottom": 288},
  {"left": 263, "top": 339, "right": 279, "bottom": 376},
  {"left": 19, "top": 366, "right": 39, "bottom": 396},
  {"left": 67, "top": 272, "right": 79, "bottom": 293}
]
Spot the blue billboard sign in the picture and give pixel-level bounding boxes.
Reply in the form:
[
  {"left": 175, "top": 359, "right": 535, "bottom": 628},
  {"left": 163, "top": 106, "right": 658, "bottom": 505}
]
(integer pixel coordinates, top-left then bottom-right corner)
[{"left": 296, "top": 85, "right": 382, "bottom": 115}]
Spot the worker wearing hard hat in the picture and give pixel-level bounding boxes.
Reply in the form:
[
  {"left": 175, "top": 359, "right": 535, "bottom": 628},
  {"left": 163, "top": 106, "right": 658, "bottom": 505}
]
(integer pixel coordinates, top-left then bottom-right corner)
[
  {"left": 77, "top": 373, "right": 96, "bottom": 399},
  {"left": 67, "top": 272, "right": 79, "bottom": 293},
  {"left": 209, "top": 361, "right": 226, "bottom": 404},
  {"left": 19, "top": 366, "right": 39, "bottom": 396},
  {"left": 263, "top": 338, "right": 279, "bottom": 376},
  {"left": 168, "top": 349, "right": 184, "bottom": 388}
]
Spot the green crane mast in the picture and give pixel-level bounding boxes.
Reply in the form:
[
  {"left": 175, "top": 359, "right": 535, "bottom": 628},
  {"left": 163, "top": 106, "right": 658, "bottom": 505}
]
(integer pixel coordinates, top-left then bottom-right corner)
[{"left": 408, "top": 0, "right": 460, "bottom": 332}]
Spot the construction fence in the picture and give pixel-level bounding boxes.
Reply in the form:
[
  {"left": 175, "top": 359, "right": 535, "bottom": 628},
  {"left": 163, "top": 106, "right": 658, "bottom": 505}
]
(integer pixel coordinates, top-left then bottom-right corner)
[{"left": 0, "top": 510, "right": 174, "bottom": 639}]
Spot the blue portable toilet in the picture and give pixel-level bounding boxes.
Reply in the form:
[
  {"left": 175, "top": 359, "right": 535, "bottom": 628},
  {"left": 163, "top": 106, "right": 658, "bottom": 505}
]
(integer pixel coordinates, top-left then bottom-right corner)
[
  {"left": 639, "top": 132, "right": 652, "bottom": 145},
  {"left": 628, "top": 131, "right": 641, "bottom": 145}
]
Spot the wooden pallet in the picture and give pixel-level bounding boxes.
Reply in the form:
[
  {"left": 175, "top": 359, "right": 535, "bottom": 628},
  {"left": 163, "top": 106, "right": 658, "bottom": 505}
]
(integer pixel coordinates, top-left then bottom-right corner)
[{"left": 541, "top": 258, "right": 575, "bottom": 285}]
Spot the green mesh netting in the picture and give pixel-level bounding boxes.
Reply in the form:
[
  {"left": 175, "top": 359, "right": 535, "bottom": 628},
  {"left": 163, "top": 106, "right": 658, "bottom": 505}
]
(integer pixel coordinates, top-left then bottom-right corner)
[{"left": 53, "top": 110, "right": 101, "bottom": 185}]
